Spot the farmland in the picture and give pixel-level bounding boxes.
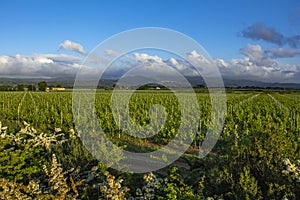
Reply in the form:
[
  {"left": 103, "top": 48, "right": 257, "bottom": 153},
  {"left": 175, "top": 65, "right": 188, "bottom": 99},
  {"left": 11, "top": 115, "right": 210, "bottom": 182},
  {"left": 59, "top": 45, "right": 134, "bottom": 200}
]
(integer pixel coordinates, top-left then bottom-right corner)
[{"left": 0, "top": 90, "right": 299, "bottom": 199}]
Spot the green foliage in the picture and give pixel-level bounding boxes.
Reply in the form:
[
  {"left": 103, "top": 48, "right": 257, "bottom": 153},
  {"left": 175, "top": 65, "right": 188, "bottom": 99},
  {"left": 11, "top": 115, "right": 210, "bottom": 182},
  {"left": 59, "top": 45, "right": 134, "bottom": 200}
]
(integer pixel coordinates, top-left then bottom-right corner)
[
  {"left": 238, "top": 167, "right": 261, "bottom": 200},
  {"left": 161, "top": 166, "right": 204, "bottom": 200},
  {"left": 38, "top": 81, "right": 47, "bottom": 91},
  {"left": 0, "top": 132, "right": 48, "bottom": 182},
  {"left": 27, "top": 84, "right": 36, "bottom": 91},
  {"left": 0, "top": 91, "right": 300, "bottom": 199},
  {"left": 16, "top": 84, "right": 25, "bottom": 91},
  {"left": 53, "top": 137, "right": 95, "bottom": 170}
]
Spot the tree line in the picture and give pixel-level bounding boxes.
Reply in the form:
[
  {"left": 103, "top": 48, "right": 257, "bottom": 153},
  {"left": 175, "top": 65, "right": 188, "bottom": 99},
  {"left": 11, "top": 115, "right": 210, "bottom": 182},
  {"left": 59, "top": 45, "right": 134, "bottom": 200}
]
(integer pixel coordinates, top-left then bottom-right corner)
[{"left": 0, "top": 81, "right": 51, "bottom": 91}]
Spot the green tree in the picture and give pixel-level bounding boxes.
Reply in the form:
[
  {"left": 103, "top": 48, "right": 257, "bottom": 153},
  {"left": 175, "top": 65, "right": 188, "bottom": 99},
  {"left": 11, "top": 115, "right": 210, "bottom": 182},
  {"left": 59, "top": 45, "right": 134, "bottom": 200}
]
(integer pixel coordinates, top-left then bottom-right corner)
[
  {"left": 27, "top": 85, "right": 36, "bottom": 91},
  {"left": 38, "top": 81, "right": 47, "bottom": 91},
  {"left": 16, "top": 84, "right": 24, "bottom": 91}
]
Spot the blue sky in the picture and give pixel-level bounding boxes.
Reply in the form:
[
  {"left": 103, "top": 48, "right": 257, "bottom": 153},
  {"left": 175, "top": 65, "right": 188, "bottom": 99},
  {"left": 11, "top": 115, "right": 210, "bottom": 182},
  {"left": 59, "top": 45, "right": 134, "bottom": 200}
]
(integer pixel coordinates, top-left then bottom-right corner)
[{"left": 0, "top": 0, "right": 300, "bottom": 82}]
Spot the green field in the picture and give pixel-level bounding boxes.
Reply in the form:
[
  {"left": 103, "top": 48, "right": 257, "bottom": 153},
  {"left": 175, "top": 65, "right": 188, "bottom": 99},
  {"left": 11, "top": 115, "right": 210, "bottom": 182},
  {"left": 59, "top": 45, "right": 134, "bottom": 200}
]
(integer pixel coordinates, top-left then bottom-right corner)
[{"left": 0, "top": 90, "right": 299, "bottom": 199}]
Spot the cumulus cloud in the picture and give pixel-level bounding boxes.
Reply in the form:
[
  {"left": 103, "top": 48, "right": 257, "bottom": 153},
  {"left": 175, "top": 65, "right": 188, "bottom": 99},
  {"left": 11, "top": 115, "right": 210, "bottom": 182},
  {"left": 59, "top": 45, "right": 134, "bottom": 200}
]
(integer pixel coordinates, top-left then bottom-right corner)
[
  {"left": 132, "top": 52, "right": 198, "bottom": 76},
  {"left": 213, "top": 44, "right": 300, "bottom": 83},
  {"left": 0, "top": 54, "right": 82, "bottom": 78},
  {"left": 241, "top": 22, "right": 300, "bottom": 48},
  {"left": 133, "top": 53, "right": 163, "bottom": 64},
  {"left": 1, "top": 47, "right": 299, "bottom": 83},
  {"left": 213, "top": 58, "right": 228, "bottom": 68},
  {"left": 214, "top": 57, "right": 299, "bottom": 83},
  {"left": 98, "top": 52, "right": 200, "bottom": 79},
  {"left": 104, "top": 49, "right": 120, "bottom": 57},
  {"left": 185, "top": 50, "right": 223, "bottom": 77},
  {"left": 266, "top": 48, "right": 300, "bottom": 58},
  {"left": 59, "top": 40, "right": 86, "bottom": 55},
  {"left": 186, "top": 50, "right": 210, "bottom": 65},
  {"left": 103, "top": 49, "right": 300, "bottom": 83},
  {"left": 240, "top": 44, "right": 277, "bottom": 67}
]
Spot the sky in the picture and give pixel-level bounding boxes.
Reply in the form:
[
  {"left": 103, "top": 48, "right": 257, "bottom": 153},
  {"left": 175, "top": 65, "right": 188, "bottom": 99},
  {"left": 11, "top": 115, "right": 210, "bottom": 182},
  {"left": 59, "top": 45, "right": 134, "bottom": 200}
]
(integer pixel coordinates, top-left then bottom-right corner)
[{"left": 0, "top": 0, "right": 300, "bottom": 83}]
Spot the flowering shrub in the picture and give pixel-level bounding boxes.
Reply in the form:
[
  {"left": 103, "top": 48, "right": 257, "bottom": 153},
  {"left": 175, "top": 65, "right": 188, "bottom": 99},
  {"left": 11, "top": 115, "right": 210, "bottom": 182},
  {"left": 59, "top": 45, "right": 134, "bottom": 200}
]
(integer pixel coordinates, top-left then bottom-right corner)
[
  {"left": 282, "top": 158, "right": 300, "bottom": 183},
  {"left": 99, "top": 171, "right": 130, "bottom": 200}
]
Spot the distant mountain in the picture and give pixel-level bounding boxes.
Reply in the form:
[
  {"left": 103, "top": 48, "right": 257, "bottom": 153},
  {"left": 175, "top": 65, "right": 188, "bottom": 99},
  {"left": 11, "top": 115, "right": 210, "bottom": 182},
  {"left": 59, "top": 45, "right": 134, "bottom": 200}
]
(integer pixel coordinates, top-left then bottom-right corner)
[
  {"left": 0, "top": 77, "right": 76, "bottom": 88},
  {"left": 222, "top": 79, "right": 300, "bottom": 89},
  {"left": 0, "top": 76, "right": 300, "bottom": 89},
  {"left": 186, "top": 76, "right": 300, "bottom": 89}
]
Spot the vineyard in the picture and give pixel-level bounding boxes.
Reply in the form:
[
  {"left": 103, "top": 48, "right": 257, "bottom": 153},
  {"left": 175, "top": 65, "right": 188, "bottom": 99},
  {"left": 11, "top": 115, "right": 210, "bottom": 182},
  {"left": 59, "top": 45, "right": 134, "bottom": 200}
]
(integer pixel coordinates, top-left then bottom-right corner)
[{"left": 0, "top": 90, "right": 299, "bottom": 199}]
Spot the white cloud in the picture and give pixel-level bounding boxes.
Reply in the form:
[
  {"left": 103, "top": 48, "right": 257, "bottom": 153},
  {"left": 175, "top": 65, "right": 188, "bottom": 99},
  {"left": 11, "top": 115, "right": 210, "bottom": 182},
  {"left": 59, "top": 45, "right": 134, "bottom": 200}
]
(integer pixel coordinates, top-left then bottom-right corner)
[
  {"left": 214, "top": 56, "right": 300, "bottom": 83},
  {"left": 0, "top": 54, "right": 82, "bottom": 78},
  {"left": 213, "top": 58, "right": 228, "bottom": 68},
  {"left": 59, "top": 40, "right": 86, "bottom": 55},
  {"left": 105, "top": 49, "right": 120, "bottom": 57},
  {"left": 133, "top": 53, "right": 163, "bottom": 64},
  {"left": 207, "top": 44, "right": 299, "bottom": 82},
  {"left": 1, "top": 46, "right": 299, "bottom": 83},
  {"left": 187, "top": 50, "right": 210, "bottom": 65},
  {"left": 168, "top": 57, "right": 179, "bottom": 66},
  {"left": 186, "top": 50, "right": 222, "bottom": 77},
  {"left": 104, "top": 50, "right": 300, "bottom": 83},
  {"left": 130, "top": 52, "right": 198, "bottom": 76},
  {"left": 240, "top": 44, "right": 277, "bottom": 67}
]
